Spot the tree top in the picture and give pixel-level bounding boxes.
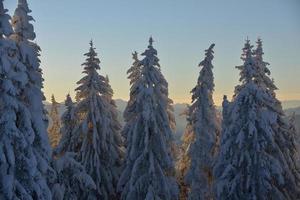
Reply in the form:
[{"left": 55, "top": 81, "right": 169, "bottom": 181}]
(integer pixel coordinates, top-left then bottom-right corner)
[{"left": 149, "top": 36, "right": 154, "bottom": 47}]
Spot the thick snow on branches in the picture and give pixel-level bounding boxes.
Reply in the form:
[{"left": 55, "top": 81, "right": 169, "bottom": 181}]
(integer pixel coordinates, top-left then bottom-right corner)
[
  {"left": 50, "top": 152, "right": 96, "bottom": 200},
  {"left": 11, "top": 0, "right": 53, "bottom": 193},
  {"left": 54, "top": 94, "right": 80, "bottom": 156},
  {"left": 1, "top": 1, "right": 299, "bottom": 198},
  {"left": 0, "top": 0, "right": 52, "bottom": 199},
  {"left": 122, "top": 51, "right": 141, "bottom": 145},
  {"left": 118, "top": 37, "right": 178, "bottom": 200},
  {"left": 214, "top": 39, "right": 300, "bottom": 200},
  {"left": 185, "top": 44, "right": 219, "bottom": 200},
  {"left": 73, "top": 41, "right": 123, "bottom": 199}
]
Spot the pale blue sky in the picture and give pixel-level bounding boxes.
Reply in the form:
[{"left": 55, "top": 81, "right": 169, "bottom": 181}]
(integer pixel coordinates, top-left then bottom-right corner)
[{"left": 5, "top": 0, "right": 300, "bottom": 104}]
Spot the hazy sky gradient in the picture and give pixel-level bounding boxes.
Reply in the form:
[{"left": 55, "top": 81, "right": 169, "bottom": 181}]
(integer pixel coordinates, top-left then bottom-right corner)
[{"left": 5, "top": 0, "right": 300, "bottom": 105}]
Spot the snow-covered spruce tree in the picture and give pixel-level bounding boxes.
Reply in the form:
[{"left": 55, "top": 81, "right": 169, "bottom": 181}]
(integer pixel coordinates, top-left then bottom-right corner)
[
  {"left": 11, "top": 0, "right": 53, "bottom": 191},
  {"left": 48, "top": 94, "right": 61, "bottom": 147},
  {"left": 54, "top": 94, "right": 81, "bottom": 156},
  {"left": 103, "top": 75, "right": 122, "bottom": 133},
  {"left": 214, "top": 39, "right": 299, "bottom": 200},
  {"left": 74, "top": 41, "right": 123, "bottom": 199},
  {"left": 253, "top": 38, "right": 277, "bottom": 93},
  {"left": 51, "top": 95, "right": 97, "bottom": 200},
  {"left": 103, "top": 74, "right": 123, "bottom": 151},
  {"left": 184, "top": 44, "right": 219, "bottom": 200},
  {"left": 215, "top": 94, "right": 232, "bottom": 163},
  {"left": 122, "top": 51, "right": 141, "bottom": 145},
  {"left": 118, "top": 37, "right": 178, "bottom": 200},
  {"left": 50, "top": 152, "right": 96, "bottom": 200},
  {"left": 254, "top": 38, "right": 300, "bottom": 198},
  {"left": 0, "top": 1, "right": 52, "bottom": 199}
]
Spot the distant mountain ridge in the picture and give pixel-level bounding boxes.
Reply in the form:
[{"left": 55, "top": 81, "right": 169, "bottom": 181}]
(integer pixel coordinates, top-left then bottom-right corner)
[{"left": 281, "top": 100, "right": 300, "bottom": 109}]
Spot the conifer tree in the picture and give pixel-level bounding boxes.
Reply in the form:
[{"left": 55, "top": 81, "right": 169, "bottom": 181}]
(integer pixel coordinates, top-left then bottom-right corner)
[
  {"left": 254, "top": 38, "right": 300, "bottom": 198},
  {"left": 74, "top": 41, "right": 123, "bottom": 199},
  {"left": 118, "top": 37, "right": 178, "bottom": 200},
  {"left": 54, "top": 94, "right": 80, "bottom": 155},
  {"left": 10, "top": 0, "right": 53, "bottom": 191},
  {"left": 253, "top": 38, "right": 277, "bottom": 93},
  {"left": 48, "top": 94, "right": 61, "bottom": 147},
  {"left": 103, "top": 75, "right": 122, "bottom": 138},
  {"left": 214, "top": 39, "right": 299, "bottom": 200},
  {"left": 0, "top": 1, "right": 51, "bottom": 199},
  {"left": 122, "top": 51, "right": 141, "bottom": 145},
  {"left": 185, "top": 44, "right": 219, "bottom": 200},
  {"left": 51, "top": 95, "right": 98, "bottom": 200},
  {"left": 50, "top": 152, "right": 96, "bottom": 200}
]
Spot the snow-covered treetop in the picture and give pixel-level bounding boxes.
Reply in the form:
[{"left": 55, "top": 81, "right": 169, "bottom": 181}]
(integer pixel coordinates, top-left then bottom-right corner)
[
  {"left": 62, "top": 94, "right": 75, "bottom": 123},
  {"left": 191, "top": 43, "right": 215, "bottom": 103},
  {"left": 237, "top": 39, "right": 256, "bottom": 82},
  {"left": 65, "top": 93, "right": 73, "bottom": 107},
  {"left": 254, "top": 38, "right": 267, "bottom": 65},
  {"left": 76, "top": 40, "right": 109, "bottom": 100},
  {"left": 254, "top": 38, "right": 277, "bottom": 92},
  {"left": 199, "top": 43, "right": 215, "bottom": 67},
  {"left": 11, "top": 0, "right": 36, "bottom": 41},
  {"left": 0, "top": 0, "right": 13, "bottom": 37},
  {"left": 85, "top": 40, "right": 100, "bottom": 70},
  {"left": 127, "top": 51, "right": 141, "bottom": 85},
  {"left": 51, "top": 94, "right": 59, "bottom": 105},
  {"left": 233, "top": 39, "right": 257, "bottom": 97},
  {"left": 132, "top": 51, "right": 139, "bottom": 62},
  {"left": 141, "top": 37, "right": 160, "bottom": 69},
  {"left": 104, "top": 74, "right": 114, "bottom": 99},
  {"left": 53, "top": 93, "right": 77, "bottom": 156}
]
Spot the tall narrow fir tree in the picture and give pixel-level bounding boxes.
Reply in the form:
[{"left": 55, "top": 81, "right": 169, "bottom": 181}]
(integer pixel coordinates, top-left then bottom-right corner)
[
  {"left": 74, "top": 41, "right": 123, "bottom": 199},
  {"left": 185, "top": 44, "right": 219, "bottom": 200},
  {"left": 122, "top": 51, "right": 141, "bottom": 145},
  {"left": 54, "top": 94, "right": 80, "bottom": 155},
  {"left": 118, "top": 37, "right": 178, "bottom": 200},
  {"left": 254, "top": 38, "right": 300, "bottom": 198}
]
